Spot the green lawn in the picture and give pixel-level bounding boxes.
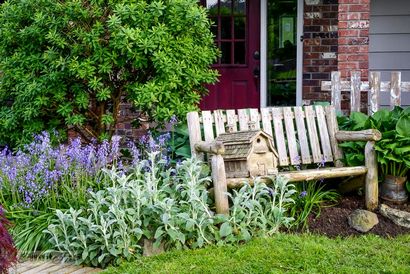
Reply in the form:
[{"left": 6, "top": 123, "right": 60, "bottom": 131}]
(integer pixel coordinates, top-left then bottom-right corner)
[{"left": 104, "top": 233, "right": 410, "bottom": 274}]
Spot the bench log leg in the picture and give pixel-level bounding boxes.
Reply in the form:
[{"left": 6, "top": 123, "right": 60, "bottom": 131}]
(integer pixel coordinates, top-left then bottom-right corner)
[
  {"left": 211, "top": 154, "right": 229, "bottom": 215},
  {"left": 365, "top": 141, "right": 378, "bottom": 211}
]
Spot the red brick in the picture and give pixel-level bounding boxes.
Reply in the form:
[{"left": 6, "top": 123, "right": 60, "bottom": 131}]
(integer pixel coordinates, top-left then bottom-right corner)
[
  {"left": 339, "top": 12, "right": 360, "bottom": 20},
  {"left": 339, "top": 29, "right": 359, "bottom": 37},
  {"left": 347, "top": 54, "right": 368, "bottom": 61},
  {"left": 349, "top": 4, "right": 369, "bottom": 12}
]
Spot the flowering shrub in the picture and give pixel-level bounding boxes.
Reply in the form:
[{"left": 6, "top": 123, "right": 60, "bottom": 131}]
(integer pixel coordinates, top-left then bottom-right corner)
[
  {"left": 0, "top": 0, "right": 218, "bottom": 146},
  {"left": 45, "top": 150, "right": 296, "bottom": 267},
  {"left": 0, "top": 206, "right": 17, "bottom": 273}
]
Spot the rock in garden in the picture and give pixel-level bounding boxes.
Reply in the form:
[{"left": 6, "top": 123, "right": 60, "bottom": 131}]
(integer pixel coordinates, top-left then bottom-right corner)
[
  {"left": 348, "top": 209, "right": 379, "bottom": 232},
  {"left": 143, "top": 238, "right": 165, "bottom": 257},
  {"left": 380, "top": 204, "right": 410, "bottom": 228}
]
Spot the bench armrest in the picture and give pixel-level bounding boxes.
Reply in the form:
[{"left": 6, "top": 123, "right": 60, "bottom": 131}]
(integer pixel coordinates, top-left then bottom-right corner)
[
  {"left": 335, "top": 129, "right": 381, "bottom": 142},
  {"left": 194, "top": 141, "right": 225, "bottom": 155}
]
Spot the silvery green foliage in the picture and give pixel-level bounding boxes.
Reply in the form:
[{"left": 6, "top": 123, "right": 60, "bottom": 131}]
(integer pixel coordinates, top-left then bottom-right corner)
[
  {"left": 220, "top": 176, "right": 296, "bottom": 243},
  {"left": 45, "top": 153, "right": 214, "bottom": 267},
  {"left": 45, "top": 152, "right": 296, "bottom": 267}
]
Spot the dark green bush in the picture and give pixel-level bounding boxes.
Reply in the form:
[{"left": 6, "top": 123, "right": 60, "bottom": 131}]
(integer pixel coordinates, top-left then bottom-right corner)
[{"left": 0, "top": 0, "right": 218, "bottom": 146}]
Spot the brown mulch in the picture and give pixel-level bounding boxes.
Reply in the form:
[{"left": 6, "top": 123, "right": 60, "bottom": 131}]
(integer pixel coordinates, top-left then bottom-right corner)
[{"left": 306, "top": 195, "right": 410, "bottom": 237}]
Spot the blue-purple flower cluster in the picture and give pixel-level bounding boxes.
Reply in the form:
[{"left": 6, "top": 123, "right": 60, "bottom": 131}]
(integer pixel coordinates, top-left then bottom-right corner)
[
  {"left": 0, "top": 132, "right": 126, "bottom": 207},
  {"left": 0, "top": 131, "right": 174, "bottom": 208}
]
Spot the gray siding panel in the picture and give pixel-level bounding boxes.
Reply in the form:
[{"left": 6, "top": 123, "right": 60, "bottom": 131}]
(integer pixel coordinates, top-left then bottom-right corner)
[
  {"left": 371, "top": 0, "right": 410, "bottom": 16},
  {"left": 369, "top": 53, "right": 410, "bottom": 70},
  {"left": 371, "top": 70, "right": 410, "bottom": 82},
  {"left": 369, "top": 15, "right": 410, "bottom": 34},
  {"left": 370, "top": 0, "right": 410, "bottom": 106},
  {"left": 380, "top": 92, "right": 410, "bottom": 108},
  {"left": 369, "top": 35, "right": 410, "bottom": 52}
]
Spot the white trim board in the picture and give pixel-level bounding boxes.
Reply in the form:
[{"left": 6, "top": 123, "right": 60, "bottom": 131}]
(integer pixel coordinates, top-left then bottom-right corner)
[
  {"left": 296, "top": 0, "right": 304, "bottom": 106},
  {"left": 260, "top": 0, "right": 268, "bottom": 108}
]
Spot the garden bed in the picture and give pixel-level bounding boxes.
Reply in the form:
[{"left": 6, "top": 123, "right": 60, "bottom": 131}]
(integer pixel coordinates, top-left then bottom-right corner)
[{"left": 307, "top": 195, "right": 410, "bottom": 237}]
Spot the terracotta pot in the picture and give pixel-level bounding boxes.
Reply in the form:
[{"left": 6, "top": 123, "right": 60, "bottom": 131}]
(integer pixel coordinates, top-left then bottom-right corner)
[{"left": 380, "top": 175, "right": 408, "bottom": 204}]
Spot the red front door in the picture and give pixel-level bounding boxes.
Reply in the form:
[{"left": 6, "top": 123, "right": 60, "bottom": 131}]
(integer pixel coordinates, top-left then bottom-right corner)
[{"left": 200, "top": 0, "right": 260, "bottom": 110}]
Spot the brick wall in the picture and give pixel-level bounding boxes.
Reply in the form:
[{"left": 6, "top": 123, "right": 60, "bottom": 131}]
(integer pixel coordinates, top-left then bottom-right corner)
[
  {"left": 302, "top": 0, "right": 339, "bottom": 105},
  {"left": 337, "top": 0, "right": 370, "bottom": 111},
  {"left": 114, "top": 102, "right": 149, "bottom": 141},
  {"left": 338, "top": 0, "right": 370, "bottom": 79}
]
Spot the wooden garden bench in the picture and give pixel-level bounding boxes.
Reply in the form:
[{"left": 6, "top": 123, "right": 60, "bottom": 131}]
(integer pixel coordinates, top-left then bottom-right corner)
[{"left": 187, "top": 105, "right": 381, "bottom": 215}]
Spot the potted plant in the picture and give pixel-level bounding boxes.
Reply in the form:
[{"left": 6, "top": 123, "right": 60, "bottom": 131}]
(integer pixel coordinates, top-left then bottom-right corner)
[
  {"left": 372, "top": 109, "right": 410, "bottom": 202},
  {"left": 338, "top": 107, "right": 410, "bottom": 203}
]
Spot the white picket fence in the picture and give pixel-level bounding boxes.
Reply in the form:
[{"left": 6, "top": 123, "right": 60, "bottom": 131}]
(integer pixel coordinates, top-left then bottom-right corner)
[{"left": 321, "top": 71, "right": 410, "bottom": 114}]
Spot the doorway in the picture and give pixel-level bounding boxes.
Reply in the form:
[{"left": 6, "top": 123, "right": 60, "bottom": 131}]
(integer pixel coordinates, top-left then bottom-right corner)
[
  {"left": 200, "top": 0, "right": 260, "bottom": 110},
  {"left": 200, "top": 0, "right": 301, "bottom": 110}
]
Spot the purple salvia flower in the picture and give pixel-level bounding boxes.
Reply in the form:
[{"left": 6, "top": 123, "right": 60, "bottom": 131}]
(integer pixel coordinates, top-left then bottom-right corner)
[
  {"left": 317, "top": 157, "right": 326, "bottom": 168},
  {"left": 127, "top": 141, "right": 140, "bottom": 166}
]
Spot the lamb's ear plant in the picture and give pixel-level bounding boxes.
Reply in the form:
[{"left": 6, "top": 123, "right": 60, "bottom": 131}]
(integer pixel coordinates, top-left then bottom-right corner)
[
  {"left": 45, "top": 151, "right": 297, "bottom": 267},
  {"left": 221, "top": 176, "right": 296, "bottom": 244}
]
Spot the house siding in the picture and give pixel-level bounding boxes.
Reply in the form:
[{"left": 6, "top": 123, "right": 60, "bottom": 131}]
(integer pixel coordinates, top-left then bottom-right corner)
[{"left": 369, "top": 0, "right": 410, "bottom": 107}]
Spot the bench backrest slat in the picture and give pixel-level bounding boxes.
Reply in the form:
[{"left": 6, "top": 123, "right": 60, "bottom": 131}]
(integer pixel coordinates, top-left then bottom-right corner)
[
  {"left": 305, "top": 106, "right": 322, "bottom": 163},
  {"left": 324, "top": 106, "right": 344, "bottom": 167},
  {"left": 238, "top": 109, "right": 249, "bottom": 131},
  {"left": 260, "top": 108, "right": 273, "bottom": 138},
  {"left": 272, "top": 107, "right": 289, "bottom": 166},
  {"left": 283, "top": 107, "right": 300, "bottom": 165},
  {"left": 294, "top": 107, "right": 312, "bottom": 164},
  {"left": 226, "top": 109, "right": 238, "bottom": 132},
  {"left": 316, "top": 106, "right": 333, "bottom": 162},
  {"left": 249, "top": 108, "right": 260, "bottom": 129},
  {"left": 187, "top": 112, "right": 202, "bottom": 159},
  {"left": 202, "top": 111, "right": 215, "bottom": 142},
  {"left": 214, "top": 110, "right": 226, "bottom": 136},
  {"left": 188, "top": 105, "right": 341, "bottom": 167}
]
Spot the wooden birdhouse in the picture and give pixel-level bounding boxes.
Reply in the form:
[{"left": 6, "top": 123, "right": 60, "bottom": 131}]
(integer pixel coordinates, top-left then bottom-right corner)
[{"left": 214, "top": 130, "right": 279, "bottom": 178}]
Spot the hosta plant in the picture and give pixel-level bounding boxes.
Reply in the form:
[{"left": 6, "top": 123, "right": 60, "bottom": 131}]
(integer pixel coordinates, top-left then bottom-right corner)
[{"left": 338, "top": 107, "right": 410, "bottom": 178}]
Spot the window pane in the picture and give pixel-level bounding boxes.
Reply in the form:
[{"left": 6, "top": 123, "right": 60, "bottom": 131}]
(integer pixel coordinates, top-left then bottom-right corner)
[
  {"left": 220, "top": 0, "right": 232, "bottom": 16},
  {"left": 233, "top": 0, "right": 246, "bottom": 15},
  {"left": 210, "top": 18, "right": 218, "bottom": 38},
  {"left": 234, "top": 17, "right": 245, "bottom": 39},
  {"left": 206, "top": 0, "right": 219, "bottom": 15},
  {"left": 267, "top": 0, "right": 297, "bottom": 106},
  {"left": 220, "top": 17, "right": 231, "bottom": 39},
  {"left": 234, "top": 42, "right": 245, "bottom": 64},
  {"left": 221, "top": 42, "right": 232, "bottom": 64}
]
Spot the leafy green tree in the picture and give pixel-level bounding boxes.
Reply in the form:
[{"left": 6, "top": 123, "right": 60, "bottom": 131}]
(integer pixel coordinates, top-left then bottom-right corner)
[{"left": 0, "top": 0, "right": 218, "bottom": 146}]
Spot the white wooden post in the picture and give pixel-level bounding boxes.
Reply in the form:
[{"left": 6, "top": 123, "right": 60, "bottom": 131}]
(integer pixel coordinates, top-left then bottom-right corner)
[
  {"left": 368, "top": 71, "right": 381, "bottom": 115},
  {"left": 390, "top": 71, "right": 401, "bottom": 109},
  {"left": 331, "top": 71, "right": 341, "bottom": 113},
  {"left": 350, "top": 71, "right": 361, "bottom": 113}
]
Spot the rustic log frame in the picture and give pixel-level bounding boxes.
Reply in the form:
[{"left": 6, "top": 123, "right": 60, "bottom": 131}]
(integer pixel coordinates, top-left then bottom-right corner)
[
  {"left": 195, "top": 141, "right": 229, "bottom": 215},
  {"left": 187, "top": 106, "right": 382, "bottom": 214}
]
